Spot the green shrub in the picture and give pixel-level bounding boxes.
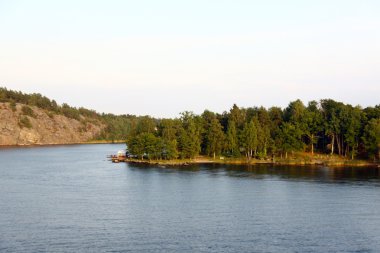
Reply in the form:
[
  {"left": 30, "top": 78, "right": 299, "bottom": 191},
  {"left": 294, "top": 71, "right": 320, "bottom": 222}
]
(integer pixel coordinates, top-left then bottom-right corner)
[
  {"left": 19, "top": 116, "right": 32, "bottom": 129},
  {"left": 21, "top": 105, "right": 36, "bottom": 118},
  {"left": 10, "top": 101, "right": 16, "bottom": 112},
  {"left": 47, "top": 112, "right": 55, "bottom": 119}
]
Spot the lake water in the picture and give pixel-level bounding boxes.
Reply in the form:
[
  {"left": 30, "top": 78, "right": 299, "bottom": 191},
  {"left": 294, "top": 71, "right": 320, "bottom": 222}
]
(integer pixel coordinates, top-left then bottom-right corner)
[{"left": 1, "top": 144, "right": 380, "bottom": 252}]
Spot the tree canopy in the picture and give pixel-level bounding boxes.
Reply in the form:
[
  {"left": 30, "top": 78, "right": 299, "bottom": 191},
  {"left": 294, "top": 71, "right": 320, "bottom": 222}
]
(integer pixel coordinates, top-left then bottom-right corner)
[{"left": 126, "top": 99, "right": 380, "bottom": 161}]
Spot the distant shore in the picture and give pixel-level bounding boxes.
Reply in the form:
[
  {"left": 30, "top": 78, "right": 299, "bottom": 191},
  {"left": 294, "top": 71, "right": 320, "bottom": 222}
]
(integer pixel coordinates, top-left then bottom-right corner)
[
  {"left": 0, "top": 140, "right": 125, "bottom": 148},
  {"left": 84, "top": 140, "right": 126, "bottom": 144}
]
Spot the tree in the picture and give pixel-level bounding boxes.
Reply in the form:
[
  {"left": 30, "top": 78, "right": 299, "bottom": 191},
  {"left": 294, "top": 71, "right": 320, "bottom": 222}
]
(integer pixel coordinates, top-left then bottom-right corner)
[
  {"left": 127, "top": 134, "right": 145, "bottom": 159},
  {"left": 229, "top": 104, "right": 246, "bottom": 129},
  {"left": 279, "top": 122, "right": 303, "bottom": 158},
  {"left": 159, "top": 119, "right": 179, "bottom": 141},
  {"left": 205, "top": 117, "right": 225, "bottom": 159},
  {"left": 225, "top": 120, "right": 239, "bottom": 156},
  {"left": 163, "top": 139, "right": 179, "bottom": 160},
  {"left": 136, "top": 116, "right": 156, "bottom": 135},
  {"left": 268, "top": 107, "right": 283, "bottom": 155},
  {"left": 284, "top": 99, "right": 306, "bottom": 123},
  {"left": 303, "top": 101, "right": 323, "bottom": 155},
  {"left": 159, "top": 119, "right": 180, "bottom": 160},
  {"left": 362, "top": 118, "right": 380, "bottom": 160},
  {"left": 245, "top": 107, "right": 271, "bottom": 158},
  {"left": 283, "top": 100, "right": 311, "bottom": 154},
  {"left": 178, "top": 112, "right": 202, "bottom": 159},
  {"left": 127, "top": 133, "right": 161, "bottom": 160},
  {"left": 343, "top": 106, "right": 362, "bottom": 159},
  {"left": 363, "top": 105, "right": 380, "bottom": 121},
  {"left": 240, "top": 120, "right": 257, "bottom": 159},
  {"left": 321, "top": 99, "right": 343, "bottom": 155}
]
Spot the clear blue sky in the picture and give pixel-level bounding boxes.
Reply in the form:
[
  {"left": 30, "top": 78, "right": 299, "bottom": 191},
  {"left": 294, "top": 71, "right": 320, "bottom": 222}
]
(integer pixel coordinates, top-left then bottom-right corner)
[{"left": 0, "top": 0, "right": 379, "bottom": 117}]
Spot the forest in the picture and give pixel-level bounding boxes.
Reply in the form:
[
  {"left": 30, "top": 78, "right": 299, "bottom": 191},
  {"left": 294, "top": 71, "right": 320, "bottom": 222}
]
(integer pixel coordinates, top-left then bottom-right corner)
[
  {"left": 126, "top": 101, "right": 380, "bottom": 161},
  {"left": 1, "top": 87, "right": 379, "bottom": 160}
]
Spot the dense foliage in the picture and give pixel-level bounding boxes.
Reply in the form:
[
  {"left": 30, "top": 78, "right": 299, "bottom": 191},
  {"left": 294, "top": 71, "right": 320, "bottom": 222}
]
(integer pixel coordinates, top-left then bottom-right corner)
[
  {"left": 126, "top": 100, "right": 380, "bottom": 161},
  {"left": 1, "top": 87, "right": 379, "bottom": 160}
]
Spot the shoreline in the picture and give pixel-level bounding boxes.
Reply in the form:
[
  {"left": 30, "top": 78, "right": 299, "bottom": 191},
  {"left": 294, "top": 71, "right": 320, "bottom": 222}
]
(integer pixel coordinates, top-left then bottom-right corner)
[
  {"left": 0, "top": 140, "right": 125, "bottom": 148},
  {"left": 117, "top": 157, "right": 379, "bottom": 168}
]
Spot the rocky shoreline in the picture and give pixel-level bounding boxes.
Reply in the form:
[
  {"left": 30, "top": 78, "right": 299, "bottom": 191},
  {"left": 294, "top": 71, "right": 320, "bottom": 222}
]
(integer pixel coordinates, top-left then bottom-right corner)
[{"left": 113, "top": 157, "right": 379, "bottom": 168}]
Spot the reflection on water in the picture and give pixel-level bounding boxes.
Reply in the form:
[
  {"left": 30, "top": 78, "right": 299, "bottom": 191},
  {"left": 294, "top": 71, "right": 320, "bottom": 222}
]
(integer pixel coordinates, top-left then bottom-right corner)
[{"left": 128, "top": 163, "right": 380, "bottom": 184}]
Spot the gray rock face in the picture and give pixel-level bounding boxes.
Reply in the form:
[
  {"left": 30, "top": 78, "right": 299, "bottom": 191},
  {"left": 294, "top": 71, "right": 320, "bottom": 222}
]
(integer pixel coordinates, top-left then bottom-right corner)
[{"left": 0, "top": 103, "right": 104, "bottom": 145}]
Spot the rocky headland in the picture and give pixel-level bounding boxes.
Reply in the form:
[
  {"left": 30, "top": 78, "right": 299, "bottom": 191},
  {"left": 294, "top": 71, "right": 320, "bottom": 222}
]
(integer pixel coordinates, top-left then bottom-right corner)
[{"left": 0, "top": 102, "right": 104, "bottom": 145}]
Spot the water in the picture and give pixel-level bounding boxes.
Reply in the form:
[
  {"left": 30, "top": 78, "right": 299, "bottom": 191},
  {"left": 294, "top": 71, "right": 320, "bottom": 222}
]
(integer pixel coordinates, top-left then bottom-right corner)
[{"left": 1, "top": 144, "right": 380, "bottom": 252}]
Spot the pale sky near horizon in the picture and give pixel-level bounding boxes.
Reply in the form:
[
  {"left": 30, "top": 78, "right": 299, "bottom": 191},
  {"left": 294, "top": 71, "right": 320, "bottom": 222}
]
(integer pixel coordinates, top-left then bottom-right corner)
[{"left": 0, "top": 0, "right": 379, "bottom": 118}]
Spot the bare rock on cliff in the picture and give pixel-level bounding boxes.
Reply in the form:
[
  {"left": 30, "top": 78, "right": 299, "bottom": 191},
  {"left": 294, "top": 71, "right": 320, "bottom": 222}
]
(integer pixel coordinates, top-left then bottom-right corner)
[{"left": 0, "top": 103, "right": 104, "bottom": 145}]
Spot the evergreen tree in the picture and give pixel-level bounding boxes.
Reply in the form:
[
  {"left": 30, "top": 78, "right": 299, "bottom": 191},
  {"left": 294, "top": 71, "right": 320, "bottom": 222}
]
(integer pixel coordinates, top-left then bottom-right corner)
[
  {"left": 225, "top": 120, "right": 239, "bottom": 156},
  {"left": 205, "top": 117, "right": 225, "bottom": 159},
  {"left": 229, "top": 104, "right": 246, "bottom": 129}
]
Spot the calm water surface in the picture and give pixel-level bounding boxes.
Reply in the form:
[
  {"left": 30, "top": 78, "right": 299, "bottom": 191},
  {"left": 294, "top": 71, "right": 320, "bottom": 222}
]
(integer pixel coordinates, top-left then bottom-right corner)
[{"left": 1, "top": 144, "right": 380, "bottom": 252}]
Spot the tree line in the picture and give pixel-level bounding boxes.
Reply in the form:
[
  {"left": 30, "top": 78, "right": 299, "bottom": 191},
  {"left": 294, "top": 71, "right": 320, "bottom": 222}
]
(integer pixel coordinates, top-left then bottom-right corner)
[
  {"left": 126, "top": 101, "right": 380, "bottom": 161},
  {"left": 1, "top": 87, "right": 379, "bottom": 160}
]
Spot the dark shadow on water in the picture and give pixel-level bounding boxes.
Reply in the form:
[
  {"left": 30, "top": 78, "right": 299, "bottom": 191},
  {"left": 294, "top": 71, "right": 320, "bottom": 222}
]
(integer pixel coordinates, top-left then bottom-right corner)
[{"left": 127, "top": 163, "right": 380, "bottom": 185}]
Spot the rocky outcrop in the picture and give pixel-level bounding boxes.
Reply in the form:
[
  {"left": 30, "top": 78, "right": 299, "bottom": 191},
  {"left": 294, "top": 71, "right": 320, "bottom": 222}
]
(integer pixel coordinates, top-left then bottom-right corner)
[{"left": 0, "top": 103, "right": 104, "bottom": 145}]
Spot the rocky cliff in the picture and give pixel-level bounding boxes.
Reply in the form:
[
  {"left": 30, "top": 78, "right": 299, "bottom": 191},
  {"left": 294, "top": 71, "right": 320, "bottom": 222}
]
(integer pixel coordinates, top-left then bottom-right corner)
[{"left": 0, "top": 102, "right": 104, "bottom": 145}]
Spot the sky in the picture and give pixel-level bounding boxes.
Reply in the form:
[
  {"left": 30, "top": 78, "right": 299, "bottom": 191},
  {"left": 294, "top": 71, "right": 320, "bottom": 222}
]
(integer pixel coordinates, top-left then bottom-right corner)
[{"left": 0, "top": 0, "right": 379, "bottom": 118}]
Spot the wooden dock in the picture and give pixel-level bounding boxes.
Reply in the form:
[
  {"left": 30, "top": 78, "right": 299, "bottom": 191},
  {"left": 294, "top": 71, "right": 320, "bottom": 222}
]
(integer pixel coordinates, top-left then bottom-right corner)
[{"left": 107, "top": 155, "right": 127, "bottom": 163}]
